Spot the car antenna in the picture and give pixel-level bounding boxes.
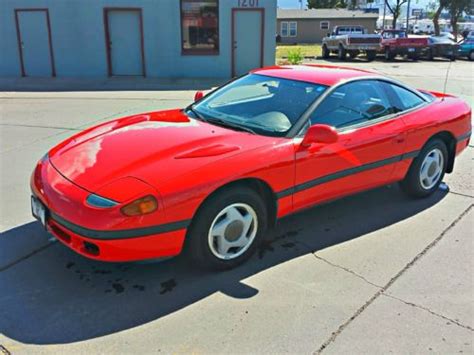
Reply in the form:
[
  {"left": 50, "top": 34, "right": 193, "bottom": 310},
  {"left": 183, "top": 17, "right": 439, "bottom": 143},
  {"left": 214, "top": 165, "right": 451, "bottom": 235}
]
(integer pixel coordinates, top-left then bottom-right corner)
[{"left": 442, "top": 60, "right": 453, "bottom": 101}]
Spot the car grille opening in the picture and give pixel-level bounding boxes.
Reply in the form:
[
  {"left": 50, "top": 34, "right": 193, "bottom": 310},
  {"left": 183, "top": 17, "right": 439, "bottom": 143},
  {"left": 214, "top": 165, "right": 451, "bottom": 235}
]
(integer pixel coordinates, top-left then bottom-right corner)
[
  {"left": 50, "top": 223, "right": 72, "bottom": 244},
  {"left": 83, "top": 241, "right": 100, "bottom": 256},
  {"left": 349, "top": 37, "right": 381, "bottom": 44}
]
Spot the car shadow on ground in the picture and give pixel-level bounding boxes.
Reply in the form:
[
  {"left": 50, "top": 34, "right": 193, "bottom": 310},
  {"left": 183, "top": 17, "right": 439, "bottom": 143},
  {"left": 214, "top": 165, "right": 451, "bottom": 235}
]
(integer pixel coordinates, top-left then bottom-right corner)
[{"left": 0, "top": 184, "right": 448, "bottom": 345}]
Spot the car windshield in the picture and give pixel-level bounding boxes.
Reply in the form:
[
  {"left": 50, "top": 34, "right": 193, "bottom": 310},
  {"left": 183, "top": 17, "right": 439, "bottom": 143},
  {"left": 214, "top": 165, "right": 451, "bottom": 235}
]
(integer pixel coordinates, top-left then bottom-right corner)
[
  {"left": 188, "top": 74, "right": 327, "bottom": 137},
  {"left": 430, "top": 36, "right": 453, "bottom": 43},
  {"left": 384, "top": 31, "right": 406, "bottom": 38}
]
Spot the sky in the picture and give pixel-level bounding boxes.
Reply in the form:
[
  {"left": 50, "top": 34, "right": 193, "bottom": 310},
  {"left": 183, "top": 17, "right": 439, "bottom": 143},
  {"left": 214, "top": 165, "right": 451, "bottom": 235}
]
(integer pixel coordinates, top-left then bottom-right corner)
[
  {"left": 277, "top": 0, "right": 430, "bottom": 9},
  {"left": 277, "top": 0, "right": 306, "bottom": 9}
]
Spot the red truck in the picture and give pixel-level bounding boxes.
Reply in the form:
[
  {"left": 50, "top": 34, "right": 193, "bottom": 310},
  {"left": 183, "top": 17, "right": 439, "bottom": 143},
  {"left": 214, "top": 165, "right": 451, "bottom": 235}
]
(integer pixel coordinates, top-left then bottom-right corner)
[{"left": 381, "top": 30, "right": 428, "bottom": 60}]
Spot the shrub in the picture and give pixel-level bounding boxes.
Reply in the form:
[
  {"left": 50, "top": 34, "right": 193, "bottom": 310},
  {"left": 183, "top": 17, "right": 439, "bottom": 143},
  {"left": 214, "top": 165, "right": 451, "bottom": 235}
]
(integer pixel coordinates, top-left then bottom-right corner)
[{"left": 287, "top": 48, "right": 304, "bottom": 65}]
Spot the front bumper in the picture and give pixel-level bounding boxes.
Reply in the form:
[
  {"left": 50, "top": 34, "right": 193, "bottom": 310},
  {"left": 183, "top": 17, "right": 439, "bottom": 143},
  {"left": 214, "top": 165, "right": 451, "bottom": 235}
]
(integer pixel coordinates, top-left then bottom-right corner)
[
  {"left": 31, "top": 157, "right": 187, "bottom": 262},
  {"left": 46, "top": 216, "right": 187, "bottom": 262},
  {"left": 395, "top": 47, "right": 424, "bottom": 55},
  {"left": 345, "top": 44, "right": 381, "bottom": 51}
]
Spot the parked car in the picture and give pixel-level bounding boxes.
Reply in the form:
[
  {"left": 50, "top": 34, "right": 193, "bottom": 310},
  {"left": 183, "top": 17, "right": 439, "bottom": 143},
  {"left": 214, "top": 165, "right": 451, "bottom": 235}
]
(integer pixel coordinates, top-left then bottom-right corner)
[
  {"left": 381, "top": 30, "right": 428, "bottom": 60},
  {"left": 457, "top": 36, "right": 474, "bottom": 60},
  {"left": 322, "top": 25, "right": 381, "bottom": 61},
  {"left": 439, "top": 32, "right": 455, "bottom": 41},
  {"left": 425, "top": 36, "right": 459, "bottom": 60},
  {"left": 31, "top": 65, "right": 471, "bottom": 270}
]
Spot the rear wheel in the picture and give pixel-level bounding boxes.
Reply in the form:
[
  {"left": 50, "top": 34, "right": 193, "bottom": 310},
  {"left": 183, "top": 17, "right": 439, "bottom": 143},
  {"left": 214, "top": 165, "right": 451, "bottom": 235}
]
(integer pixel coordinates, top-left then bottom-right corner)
[
  {"left": 366, "top": 50, "right": 376, "bottom": 61},
  {"left": 400, "top": 139, "right": 448, "bottom": 198},
  {"left": 337, "top": 44, "right": 346, "bottom": 60},
  {"left": 469, "top": 51, "right": 474, "bottom": 61},
  {"left": 322, "top": 44, "right": 330, "bottom": 59},
  {"left": 186, "top": 187, "right": 267, "bottom": 270}
]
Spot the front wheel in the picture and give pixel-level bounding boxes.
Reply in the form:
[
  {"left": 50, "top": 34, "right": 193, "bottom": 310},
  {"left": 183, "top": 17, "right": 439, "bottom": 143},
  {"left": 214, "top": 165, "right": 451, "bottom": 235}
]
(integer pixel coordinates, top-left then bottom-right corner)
[
  {"left": 322, "top": 44, "right": 330, "bottom": 59},
  {"left": 469, "top": 51, "right": 474, "bottom": 61},
  {"left": 186, "top": 187, "right": 267, "bottom": 270},
  {"left": 400, "top": 139, "right": 448, "bottom": 198},
  {"left": 384, "top": 47, "right": 394, "bottom": 61},
  {"left": 337, "top": 44, "right": 346, "bottom": 60},
  {"left": 349, "top": 51, "right": 358, "bottom": 59}
]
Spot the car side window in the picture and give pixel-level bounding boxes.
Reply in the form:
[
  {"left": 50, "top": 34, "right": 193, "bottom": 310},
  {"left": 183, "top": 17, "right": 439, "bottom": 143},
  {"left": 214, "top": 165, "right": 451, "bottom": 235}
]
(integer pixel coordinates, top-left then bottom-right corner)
[
  {"left": 309, "top": 80, "right": 395, "bottom": 129},
  {"left": 386, "top": 83, "right": 425, "bottom": 111}
]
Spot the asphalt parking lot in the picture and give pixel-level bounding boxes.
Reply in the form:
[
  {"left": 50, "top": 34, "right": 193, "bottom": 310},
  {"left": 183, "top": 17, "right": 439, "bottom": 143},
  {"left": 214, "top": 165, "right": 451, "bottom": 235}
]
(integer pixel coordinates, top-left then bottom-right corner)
[{"left": 0, "top": 59, "right": 473, "bottom": 354}]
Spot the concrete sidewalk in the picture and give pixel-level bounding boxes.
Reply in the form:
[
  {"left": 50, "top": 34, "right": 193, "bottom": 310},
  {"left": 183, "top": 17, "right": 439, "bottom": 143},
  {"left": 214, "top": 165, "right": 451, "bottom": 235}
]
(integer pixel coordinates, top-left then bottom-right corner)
[{"left": 0, "top": 76, "right": 226, "bottom": 92}]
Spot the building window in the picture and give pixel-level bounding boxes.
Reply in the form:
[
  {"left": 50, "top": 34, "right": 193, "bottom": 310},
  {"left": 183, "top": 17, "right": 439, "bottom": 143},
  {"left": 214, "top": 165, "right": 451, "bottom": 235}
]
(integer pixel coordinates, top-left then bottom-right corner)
[
  {"left": 181, "top": 0, "right": 219, "bottom": 54},
  {"left": 281, "top": 21, "right": 297, "bottom": 37},
  {"left": 289, "top": 21, "right": 297, "bottom": 36},
  {"left": 281, "top": 22, "right": 288, "bottom": 37},
  {"left": 320, "top": 21, "right": 330, "bottom": 30}
]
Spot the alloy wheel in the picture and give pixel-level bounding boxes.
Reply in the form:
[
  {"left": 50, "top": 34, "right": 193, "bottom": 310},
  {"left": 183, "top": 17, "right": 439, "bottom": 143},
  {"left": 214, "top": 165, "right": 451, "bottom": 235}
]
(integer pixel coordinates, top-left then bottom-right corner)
[
  {"left": 208, "top": 203, "right": 258, "bottom": 260},
  {"left": 419, "top": 148, "right": 444, "bottom": 190}
]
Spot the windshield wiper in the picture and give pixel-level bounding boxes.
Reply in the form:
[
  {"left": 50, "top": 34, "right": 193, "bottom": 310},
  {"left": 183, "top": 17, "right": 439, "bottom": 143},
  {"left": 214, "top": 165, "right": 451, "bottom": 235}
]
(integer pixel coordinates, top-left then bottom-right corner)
[
  {"left": 186, "top": 107, "right": 206, "bottom": 121},
  {"left": 206, "top": 117, "right": 256, "bottom": 135}
]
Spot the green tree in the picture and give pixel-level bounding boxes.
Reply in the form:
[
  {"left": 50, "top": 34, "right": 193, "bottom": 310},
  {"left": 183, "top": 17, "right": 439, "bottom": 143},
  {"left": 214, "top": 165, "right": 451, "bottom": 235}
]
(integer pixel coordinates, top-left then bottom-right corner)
[
  {"left": 307, "top": 0, "right": 347, "bottom": 9},
  {"left": 385, "top": 0, "right": 408, "bottom": 28},
  {"left": 432, "top": 0, "right": 449, "bottom": 35},
  {"left": 447, "top": 0, "right": 471, "bottom": 39}
]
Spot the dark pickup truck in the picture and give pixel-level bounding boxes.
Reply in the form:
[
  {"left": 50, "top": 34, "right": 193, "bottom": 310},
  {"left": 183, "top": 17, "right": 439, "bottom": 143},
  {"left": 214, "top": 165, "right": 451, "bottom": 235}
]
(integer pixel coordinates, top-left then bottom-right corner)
[{"left": 381, "top": 30, "right": 428, "bottom": 60}]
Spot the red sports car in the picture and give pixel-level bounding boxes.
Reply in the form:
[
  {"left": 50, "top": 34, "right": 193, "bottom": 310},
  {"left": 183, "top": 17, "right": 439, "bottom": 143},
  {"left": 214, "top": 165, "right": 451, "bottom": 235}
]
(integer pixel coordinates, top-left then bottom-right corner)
[{"left": 31, "top": 65, "right": 471, "bottom": 269}]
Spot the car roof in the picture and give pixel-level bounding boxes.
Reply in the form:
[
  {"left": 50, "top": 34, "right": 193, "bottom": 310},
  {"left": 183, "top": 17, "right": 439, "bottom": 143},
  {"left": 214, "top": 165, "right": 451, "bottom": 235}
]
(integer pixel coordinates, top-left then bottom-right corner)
[{"left": 251, "top": 64, "right": 381, "bottom": 87}]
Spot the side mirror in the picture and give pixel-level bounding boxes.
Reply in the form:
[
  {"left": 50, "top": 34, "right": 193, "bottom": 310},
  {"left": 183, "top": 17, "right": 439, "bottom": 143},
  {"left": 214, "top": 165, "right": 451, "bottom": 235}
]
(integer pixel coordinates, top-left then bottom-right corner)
[
  {"left": 301, "top": 124, "right": 338, "bottom": 147},
  {"left": 194, "top": 91, "right": 204, "bottom": 102}
]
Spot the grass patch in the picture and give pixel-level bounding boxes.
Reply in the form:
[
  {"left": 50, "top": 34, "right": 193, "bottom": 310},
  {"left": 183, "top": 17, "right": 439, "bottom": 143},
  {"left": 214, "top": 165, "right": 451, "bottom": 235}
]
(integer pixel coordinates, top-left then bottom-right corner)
[{"left": 276, "top": 44, "right": 322, "bottom": 63}]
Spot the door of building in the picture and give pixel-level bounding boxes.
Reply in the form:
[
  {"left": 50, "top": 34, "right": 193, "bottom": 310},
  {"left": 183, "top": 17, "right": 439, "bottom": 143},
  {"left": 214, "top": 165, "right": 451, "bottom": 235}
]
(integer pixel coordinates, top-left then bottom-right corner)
[
  {"left": 105, "top": 9, "right": 145, "bottom": 76},
  {"left": 232, "top": 9, "right": 264, "bottom": 77},
  {"left": 15, "top": 9, "right": 55, "bottom": 77}
]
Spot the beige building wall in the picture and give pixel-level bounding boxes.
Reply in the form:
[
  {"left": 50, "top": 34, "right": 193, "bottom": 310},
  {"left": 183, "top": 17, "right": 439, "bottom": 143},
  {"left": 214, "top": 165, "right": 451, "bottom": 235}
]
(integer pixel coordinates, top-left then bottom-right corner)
[{"left": 277, "top": 18, "right": 377, "bottom": 44}]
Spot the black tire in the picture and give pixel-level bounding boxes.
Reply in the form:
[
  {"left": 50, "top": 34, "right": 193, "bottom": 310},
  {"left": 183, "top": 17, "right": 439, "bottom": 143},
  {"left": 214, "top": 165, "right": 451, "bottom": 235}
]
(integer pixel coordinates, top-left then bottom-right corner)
[
  {"left": 349, "top": 51, "right": 358, "bottom": 59},
  {"left": 384, "top": 47, "right": 394, "bottom": 61},
  {"left": 427, "top": 48, "right": 434, "bottom": 61},
  {"left": 400, "top": 139, "right": 448, "bottom": 198},
  {"left": 337, "top": 44, "right": 346, "bottom": 61},
  {"left": 185, "top": 187, "right": 267, "bottom": 270},
  {"left": 366, "top": 50, "right": 376, "bottom": 61},
  {"left": 322, "top": 44, "right": 330, "bottom": 59},
  {"left": 469, "top": 51, "right": 474, "bottom": 61}
]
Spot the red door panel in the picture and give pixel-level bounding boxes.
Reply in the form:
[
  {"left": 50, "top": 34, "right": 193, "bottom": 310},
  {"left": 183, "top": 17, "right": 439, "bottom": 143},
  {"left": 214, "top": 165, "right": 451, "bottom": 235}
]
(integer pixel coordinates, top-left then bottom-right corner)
[{"left": 293, "top": 117, "right": 407, "bottom": 212}]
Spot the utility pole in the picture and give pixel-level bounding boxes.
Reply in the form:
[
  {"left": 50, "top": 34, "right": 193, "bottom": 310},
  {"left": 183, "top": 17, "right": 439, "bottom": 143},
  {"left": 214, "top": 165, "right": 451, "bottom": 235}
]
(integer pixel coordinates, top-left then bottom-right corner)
[
  {"left": 382, "top": 0, "right": 387, "bottom": 29},
  {"left": 406, "top": 0, "right": 411, "bottom": 32}
]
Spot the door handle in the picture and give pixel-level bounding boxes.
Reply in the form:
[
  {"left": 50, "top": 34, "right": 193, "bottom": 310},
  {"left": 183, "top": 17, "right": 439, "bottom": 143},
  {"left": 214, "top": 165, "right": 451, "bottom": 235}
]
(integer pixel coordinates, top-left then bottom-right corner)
[{"left": 394, "top": 136, "right": 405, "bottom": 144}]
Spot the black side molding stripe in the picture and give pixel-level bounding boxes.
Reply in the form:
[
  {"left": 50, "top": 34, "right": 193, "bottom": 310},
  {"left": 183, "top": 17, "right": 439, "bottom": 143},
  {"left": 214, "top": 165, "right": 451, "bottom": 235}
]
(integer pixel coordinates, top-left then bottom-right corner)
[
  {"left": 50, "top": 211, "right": 190, "bottom": 240},
  {"left": 457, "top": 131, "right": 471, "bottom": 143},
  {"left": 276, "top": 150, "right": 419, "bottom": 199}
]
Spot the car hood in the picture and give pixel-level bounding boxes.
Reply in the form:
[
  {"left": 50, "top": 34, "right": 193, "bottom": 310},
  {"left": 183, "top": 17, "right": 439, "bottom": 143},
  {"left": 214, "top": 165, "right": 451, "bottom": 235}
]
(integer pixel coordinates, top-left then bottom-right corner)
[{"left": 49, "top": 109, "right": 275, "bottom": 192}]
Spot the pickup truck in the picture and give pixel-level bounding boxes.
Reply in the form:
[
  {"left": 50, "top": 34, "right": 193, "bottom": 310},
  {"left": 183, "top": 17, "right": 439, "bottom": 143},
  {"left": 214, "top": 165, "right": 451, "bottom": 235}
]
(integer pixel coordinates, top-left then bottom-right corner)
[
  {"left": 381, "top": 30, "right": 428, "bottom": 60},
  {"left": 322, "top": 26, "right": 382, "bottom": 61}
]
